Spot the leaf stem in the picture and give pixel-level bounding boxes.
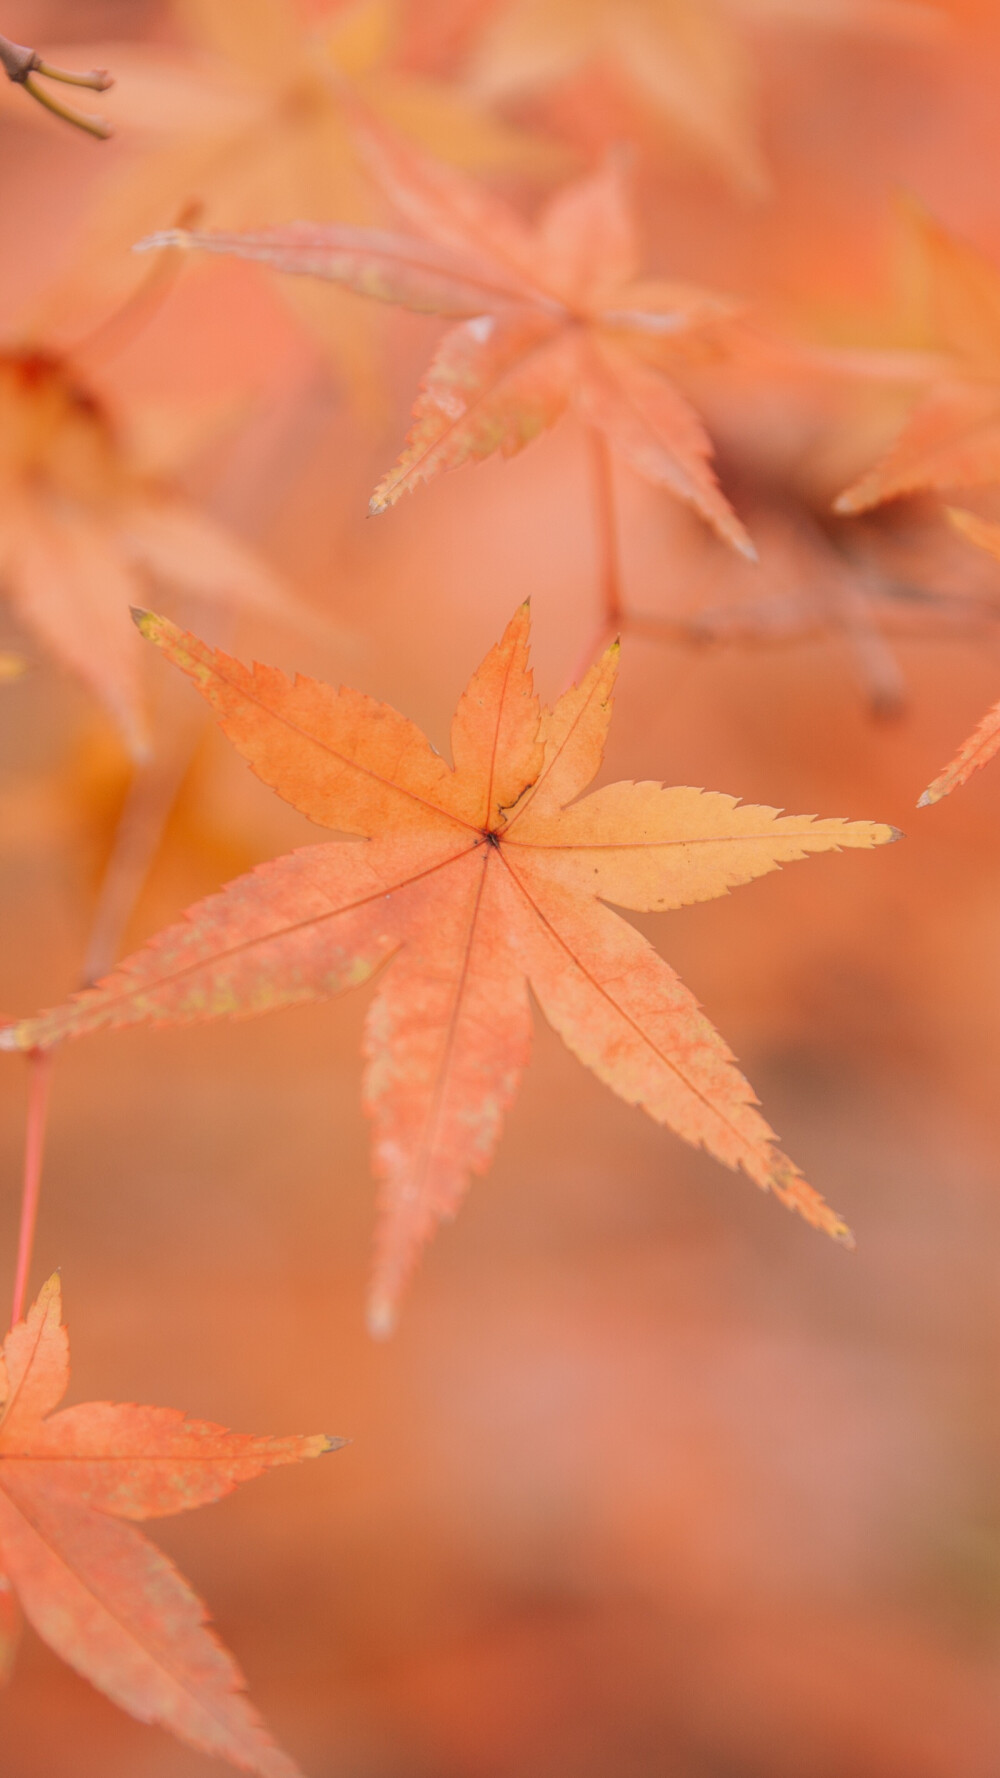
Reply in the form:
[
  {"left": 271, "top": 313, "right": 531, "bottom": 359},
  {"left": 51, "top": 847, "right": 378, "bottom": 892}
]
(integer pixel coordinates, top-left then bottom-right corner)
[
  {"left": 590, "top": 425, "right": 623, "bottom": 634},
  {"left": 572, "top": 428, "right": 625, "bottom": 683},
  {"left": 83, "top": 705, "right": 204, "bottom": 987},
  {"left": 0, "top": 32, "right": 113, "bottom": 137},
  {"left": 74, "top": 200, "right": 205, "bottom": 365},
  {"left": 10, "top": 1049, "right": 53, "bottom": 1329}
]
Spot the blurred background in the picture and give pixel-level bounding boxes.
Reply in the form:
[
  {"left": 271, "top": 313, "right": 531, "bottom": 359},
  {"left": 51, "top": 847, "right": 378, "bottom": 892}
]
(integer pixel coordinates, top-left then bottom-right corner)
[{"left": 1, "top": 2, "right": 1000, "bottom": 1773}]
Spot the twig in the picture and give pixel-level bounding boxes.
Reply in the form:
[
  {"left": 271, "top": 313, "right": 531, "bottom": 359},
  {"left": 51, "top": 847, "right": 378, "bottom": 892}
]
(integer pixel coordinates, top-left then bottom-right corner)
[
  {"left": 571, "top": 428, "right": 625, "bottom": 683},
  {"left": 83, "top": 669, "right": 207, "bottom": 987},
  {"left": 9, "top": 1049, "right": 53, "bottom": 1328},
  {"left": 0, "top": 31, "right": 112, "bottom": 138}
]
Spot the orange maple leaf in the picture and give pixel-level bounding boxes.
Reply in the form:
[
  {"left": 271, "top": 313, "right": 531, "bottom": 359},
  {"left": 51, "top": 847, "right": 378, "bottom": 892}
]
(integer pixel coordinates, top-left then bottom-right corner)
[
  {"left": 0, "top": 347, "right": 286, "bottom": 756},
  {"left": 144, "top": 125, "right": 759, "bottom": 556},
  {"left": 836, "top": 214, "right": 1000, "bottom": 517},
  {"left": 463, "top": 0, "right": 943, "bottom": 195},
  {"left": 0, "top": 1274, "right": 337, "bottom": 1775},
  {"left": 1, "top": 607, "right": 897, "bottom": 1331}
]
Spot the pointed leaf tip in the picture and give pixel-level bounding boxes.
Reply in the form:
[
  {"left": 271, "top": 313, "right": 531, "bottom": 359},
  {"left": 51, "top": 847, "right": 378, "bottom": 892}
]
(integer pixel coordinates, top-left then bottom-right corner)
[
  {"left": 366, "top": 1296, "right": 397, "bottom": 1340},
  {"left": 133, "top": 229, "right": 190, "bottom": 256},
  {"left": 35, "top": 1273, "right": 63, "bottom": 1317},
  {"left": 130, "top": 610, "right": 175, "bottom": 657},
  {"left": 832, "top": 489, "right": 862, "bottom": 515}
]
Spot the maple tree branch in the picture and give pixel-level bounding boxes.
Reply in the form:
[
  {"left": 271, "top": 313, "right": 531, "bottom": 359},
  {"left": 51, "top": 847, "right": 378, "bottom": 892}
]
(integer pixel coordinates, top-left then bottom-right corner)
[
  {"left": 572, "top": 428, "right": 626, "bottom": 683},
  {"left": 83, "top": 751, "right": 198, "bottom": 989},
  {"left": 0, "top": 32, "right": 112, "bottom": 138},
  {"left": 83, "top": 687, "right": 207, "bottom": 988},
  {"left": 589, "top": 426, "right": 624, "bottom": 635},
  {"left": 10, "top": 1049, "right": 53, "bottom": 1328}
]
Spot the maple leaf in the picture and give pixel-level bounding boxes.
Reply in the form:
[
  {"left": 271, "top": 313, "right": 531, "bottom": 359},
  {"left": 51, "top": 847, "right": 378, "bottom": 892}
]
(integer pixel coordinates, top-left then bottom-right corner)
[
  {"left": 142, "top": 125, "right": 759, "bottom": 556},
  {"left": 836, "top": 215, "right": 1000, "bottom": 516},
  {"left": 1, "top": 607, "right": 897, "bottom": 1332},
  {"left": 918, "top": 506, "right": 1000, "bottom": 803},
  {"left": 463, "top": 0, "right": 943, "bottom": 195},
  {"left": 27, "top": 0, "right": 547, "bottom": 399},
  {"left": 0, "top": 347, "right": 286, "bottom": 757},
  {"left": 0, "top": 1274, "right": 337, "bottom": 1775}
]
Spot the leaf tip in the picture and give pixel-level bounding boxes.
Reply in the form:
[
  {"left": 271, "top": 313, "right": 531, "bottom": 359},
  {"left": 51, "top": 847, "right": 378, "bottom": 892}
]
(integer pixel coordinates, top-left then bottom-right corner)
[
  {"left": 130, "top": 610, "right": 176, "bottom": 666},
  {"left": 133, "top": 228, "right": 190, "bottom": 257},
  {"left": 916, "top": 785, "right": 938, "bottom": 808},
  {"left": 32, "top": 1272, "right": 63, "bottom": 1322},
  {"left": 832, "top": 487, "right": 862, "bottom": 515},
  {"left": 366, "top": 1295, "right": 397, "bottom": 1340},
  {"left": 884, "top": 824, "right": 905, "bottom": 843}
]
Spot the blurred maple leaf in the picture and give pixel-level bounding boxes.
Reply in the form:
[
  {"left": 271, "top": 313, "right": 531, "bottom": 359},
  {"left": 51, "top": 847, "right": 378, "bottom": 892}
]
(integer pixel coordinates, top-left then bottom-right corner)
[
  {"left": 2, "top": 607, "right": 896, "bottom": 1330},
  {"left": 837, "top": 214, "right": 1000, "bottom": 516},
  {"left": 0, "top": 1274, "right": 337, "bottom": 1775},
  {"left": 919, "top": 506, "right": 1000, "bottom": 802},
  {"left": 463, "top": 0, "right": 944, "bottom": 196},
  {"left": 30, "top": 0, "right": 550, "bottom": 402},
  {"left": 0, "top": 345, "right": 287, "bottom": 756},
  {"left": 146, "top": 127, "right": 760, "bottom": 555}
]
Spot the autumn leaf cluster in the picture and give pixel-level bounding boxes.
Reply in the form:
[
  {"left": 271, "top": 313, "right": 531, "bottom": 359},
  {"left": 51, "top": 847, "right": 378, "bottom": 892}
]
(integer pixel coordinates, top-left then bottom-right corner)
[{"left": 1, "top": 3, "right": 1000, "bottom": 1774}]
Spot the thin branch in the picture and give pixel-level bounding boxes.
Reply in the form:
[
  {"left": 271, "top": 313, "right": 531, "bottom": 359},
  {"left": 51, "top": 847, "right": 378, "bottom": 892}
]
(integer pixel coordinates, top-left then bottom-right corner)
[
  {"left": 571, "top": 428, "right": 626, "bottom": 684},
  {"left": 9, "top": 1049, "right": 53, "bottom": 1329},
  {"left": 589, "top": 425, "right": 624, "bottom": 636},
  {"left": 82, "top": 708, "right": 204, "bottom": 987},
  {"left": 0, "top": 32, "right": 112, "bottom": 138}
]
